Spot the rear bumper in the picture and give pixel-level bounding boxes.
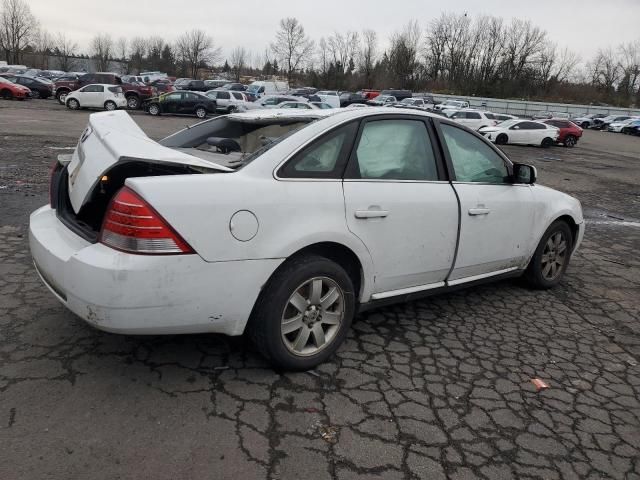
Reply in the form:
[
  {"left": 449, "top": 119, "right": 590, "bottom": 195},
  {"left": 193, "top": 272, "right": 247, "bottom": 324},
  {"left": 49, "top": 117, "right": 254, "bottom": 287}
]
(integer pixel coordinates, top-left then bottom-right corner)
[{"left": 29, "top": 205, "right": 282, "bottom": 335}]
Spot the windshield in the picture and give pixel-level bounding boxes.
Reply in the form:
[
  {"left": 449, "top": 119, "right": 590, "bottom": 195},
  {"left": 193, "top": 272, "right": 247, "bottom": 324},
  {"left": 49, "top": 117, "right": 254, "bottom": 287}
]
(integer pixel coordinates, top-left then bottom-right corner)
[
  {"left": 247, "top": 84, "right": 261, "bottom": 93},
  {"left": 400, "top": 98, "right": 417, "bottom": 105}
]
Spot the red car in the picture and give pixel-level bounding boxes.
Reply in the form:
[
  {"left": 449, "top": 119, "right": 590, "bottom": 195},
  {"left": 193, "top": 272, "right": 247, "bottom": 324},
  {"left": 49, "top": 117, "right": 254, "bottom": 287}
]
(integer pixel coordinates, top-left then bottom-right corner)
[
  {"left": 543, "top": 119, "right": 583, "bottom": 148},
  {"left": 54, "top": 72, "right": 156, "bottom": 109},
  {"left": 357, "top": 89, "right": 380, "bottom": 100},
  {"left": 0, "top": 76, "right": 31, "bottom": 99}
]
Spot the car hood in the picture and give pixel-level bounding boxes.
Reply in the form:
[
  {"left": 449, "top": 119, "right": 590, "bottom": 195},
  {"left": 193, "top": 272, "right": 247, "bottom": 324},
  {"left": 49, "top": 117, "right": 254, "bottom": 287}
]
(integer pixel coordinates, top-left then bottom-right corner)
[{"left": 66, "top": 110, "right": 231, "bottom": 213}]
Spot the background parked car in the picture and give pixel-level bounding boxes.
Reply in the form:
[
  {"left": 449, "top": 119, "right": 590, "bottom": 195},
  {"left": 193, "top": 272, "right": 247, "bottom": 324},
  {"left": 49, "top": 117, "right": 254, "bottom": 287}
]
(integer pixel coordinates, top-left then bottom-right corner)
[
  {"left": 310, "top": 101, "right": 333, "bottom": 109},
  {"left": 245, "top": 94, "right": 307, "bottom": 109},
  {"left": 379, "top": 89, "right": 412, "bottom": 101},
  {"left": 570, "top": 113, "right": 606, "bottom": 129},
  {"left": 54, "top": 72, "right": 122, "bottom": 104},
  {"left": 592, "top": 115, "right": 632, "bottom": 130},
  {"left": 607, "top": 117, "right": 640, "bottom": 133},
  {"left": 246, "top": 80, "right": 289, "bottom": 99},
  {"left": 0, "top": 76, "right": 30, "bottom": 99},
  {"left": 149, "top": 78, "right": 175, "bottom": 94},
  {"left": 314, "top": 90, "right": 340, "bottom": 108},
  {"left": 433, "top": 99, "right": 470, "bottom": 115},
  {"left": 450, "top": 109, "right": 497, "bottom": 131},
  {"left": 621, "top": 119, "right": 640, "bottom": 135},
  {"left": 479, "top": 119, "right": 559, "bottom": 147},
  {"left": 278, "top": 101, "right": 318, "bottom": 110},
  {"left": 144, "top": 91, "right": 217, "bottom": 118},
  {"left": 204, "top": 79, "right": 228, "bottom": 90},
  {"left": 542, "top": 119, "right": 583, "bottom": 147},
  {"left": 220, "top": 82, "right": 246, "bottom": 91},
  {"left": 173, "top": 79, "right": 208, "bottom": 92},
  {"left": 65, "top": 84, "right": 127, "bottom": 111},
  {"left": 339, "top": 92, "right": 368, "bottom": 107},
  {"left": 0, "top": 74, "right": 52, "bottom": 98},
  {"left": 356, "top": 89, "right": 380, "bottom": 100},
  {"left": 389, "top": 97, "right": 432, "bottom": 110},
  {"left": 204, "top": 89, "right": 250, "bottom": 113},
  {"left": 367, "top": 94, "right": 397, "bottom": 106}
]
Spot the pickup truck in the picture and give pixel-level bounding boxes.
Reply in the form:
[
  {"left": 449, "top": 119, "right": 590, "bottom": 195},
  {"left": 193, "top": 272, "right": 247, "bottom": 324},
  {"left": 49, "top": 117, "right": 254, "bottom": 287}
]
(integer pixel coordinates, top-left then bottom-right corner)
[{"left": 53, "top": 73, "right": 156, "bottom": 109}]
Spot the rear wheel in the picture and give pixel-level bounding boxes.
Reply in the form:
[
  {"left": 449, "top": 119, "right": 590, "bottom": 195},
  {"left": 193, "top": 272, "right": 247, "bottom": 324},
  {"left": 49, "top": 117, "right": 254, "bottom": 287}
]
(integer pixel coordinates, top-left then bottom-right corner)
[
  {"left": 66, "top": 98, "right": 80, "bottom": 110},
  {"left": 541, "top": 137, "right": 554, "bottom": 148},
  {"left": 581, "top": 121, "right": 589, "bottom": 129},
  {"left": 104, "top": 101, "right": 117, "bottom": 111},
  {"left": 195, "top": 107, "right": 207, "bottom": 119},
  {"left": 126, "top": 95, "right": 140, "bottom": 109},
  {"left": 495, "top": 133, "right": 508, "bottom": 145},
  {"left": 564, "top": 135, "right": 577, "bottom": 148},
  {"left": 525, "top": 221, "right": 573, "bottom": 289},
  {"left": 249, "top": 255, "right": 355, "bottom": 370}
]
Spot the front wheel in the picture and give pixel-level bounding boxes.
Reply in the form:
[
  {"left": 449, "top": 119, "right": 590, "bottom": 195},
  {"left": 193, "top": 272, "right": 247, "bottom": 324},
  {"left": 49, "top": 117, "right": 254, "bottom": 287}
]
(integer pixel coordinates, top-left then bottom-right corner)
[
  {"left": 57, "top": 91, "right": 68, "bottom": 104},
  {"left": 564, "top": 135, "right": 577, "bottom": 148},
  {"left": 148, "top": 104, "right": 160, "bottom": 116},
  {"left": 66, "top": 98, "right": 80, "bottom": 110},
  {"left": 249, "top": 255, "right": 355, "bottom": 370},
  {"left": 581, "top": 122, "right": 589, "bottom": 129},
  {"left": 195, "top": 107, "right": 207, "bottom": 119},
  {"left": 541, "top": 137, "right": 554, "bottom": 148},
  {"left": 31, "top": 90, "right": 41, "bottom": 99},
  {"left": 104, "top": 101, "right": 117, "bottom": 111},
  {"left": 0, "top": 89, "right": 12, "bottom": 99},
  {"left": 525, "top": 221, "right": 573, "bottom": 289}
]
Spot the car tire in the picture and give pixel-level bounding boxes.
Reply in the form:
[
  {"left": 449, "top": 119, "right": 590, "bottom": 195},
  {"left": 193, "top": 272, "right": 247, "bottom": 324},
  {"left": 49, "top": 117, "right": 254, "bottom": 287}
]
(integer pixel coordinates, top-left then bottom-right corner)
[
  {"left": 581, "top": 122, "right": 589, "bottom": 129},
  {"left": 524, "top": 220, "right": 573, "bottom": 290},
  {"left": 195, "top": 107, "right": 207, "bottom": 119},
  {"left": 227, "top": 105, "right": 237, "bottom": 113},
  {"left": 104, "top": 101, "right": 117, "bottom": 111},
  {"left": 495, "top": 133, "right": 508, "bottom": 145},
  {"left": 0, "top": 89, "right": 12, "bottom": 100},
  {"left": 126, "top": 95, "right": 140, "bottom": 110},
  {"left": 31, "top": 90, "right": 41, "bottom": 99},
  {"left": 57, "top": 91, "right": 69, "bottom": 104},
  {"left": 564, "top": 135, "right": 577, "bottom": 148},
  {"left": 541, "top": 137, "right": 554, "bottom": 148},
  {"left": 249, "top": 255, "right": 355, "bottom": 370},
  {"left": 148, "top": 104, "right": 160, "bottom": 116},
  {"left": 66, "top": 98, "right": 80, "bottom": 110}
]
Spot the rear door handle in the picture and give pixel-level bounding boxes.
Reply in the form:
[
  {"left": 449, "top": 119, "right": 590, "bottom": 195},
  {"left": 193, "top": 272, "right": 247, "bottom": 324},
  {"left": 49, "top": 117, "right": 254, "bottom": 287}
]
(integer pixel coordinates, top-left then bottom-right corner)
[
  {"left": 468, "top": 207, "right": 491, "bottom": 216},
  {"left": 355, "top": 208, "right": 389, "bottom": 219}
]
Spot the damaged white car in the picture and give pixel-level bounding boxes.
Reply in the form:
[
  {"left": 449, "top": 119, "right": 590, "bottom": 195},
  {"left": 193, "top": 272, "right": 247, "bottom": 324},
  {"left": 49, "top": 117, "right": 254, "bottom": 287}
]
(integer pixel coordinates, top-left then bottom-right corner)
[{"left": 30, "top": 108, "right": 584, "bottom": 370}]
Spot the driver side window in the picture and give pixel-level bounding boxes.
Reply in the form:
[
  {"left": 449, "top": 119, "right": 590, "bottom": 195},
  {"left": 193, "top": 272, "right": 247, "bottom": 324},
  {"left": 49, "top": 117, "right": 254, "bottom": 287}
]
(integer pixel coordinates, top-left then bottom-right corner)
[{"left": 441, "top": 124, "right": 510, "bottom": 184}]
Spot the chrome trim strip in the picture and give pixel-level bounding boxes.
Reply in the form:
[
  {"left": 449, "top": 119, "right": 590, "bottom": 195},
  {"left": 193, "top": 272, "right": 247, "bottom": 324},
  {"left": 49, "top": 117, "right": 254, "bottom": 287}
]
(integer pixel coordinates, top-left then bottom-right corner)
[
  {"left": 371, "top": 281, "right": 445, "bottom": 300},
  {"left": 447, "top": 267, "right": 518, "bottom": 286}
]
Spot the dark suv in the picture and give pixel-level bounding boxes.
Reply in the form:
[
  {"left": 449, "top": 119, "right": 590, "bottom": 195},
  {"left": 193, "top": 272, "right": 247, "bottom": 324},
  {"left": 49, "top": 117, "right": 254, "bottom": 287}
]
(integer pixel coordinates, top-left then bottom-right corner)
[
  {"left": 380, "top": 89, "right": 412, "bottom": 101},
  {"left": 173, "top": 79, "right": 208, "bottom": 92}
]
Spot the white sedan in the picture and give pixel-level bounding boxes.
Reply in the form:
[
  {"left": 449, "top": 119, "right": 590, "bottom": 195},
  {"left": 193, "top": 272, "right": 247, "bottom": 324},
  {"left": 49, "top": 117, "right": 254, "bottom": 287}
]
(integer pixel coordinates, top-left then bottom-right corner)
[
  {"left": 30, "top": 108, "right": 584, "bottom": 370},
  {"left": 450, "top": 109, "right": 497, "bottom": 131},
  {"left": 65, "top": 84, "right": 127, "bottom": 111},
  {"left": 479, "top": 119, "right": 560, "bottom": 147}
]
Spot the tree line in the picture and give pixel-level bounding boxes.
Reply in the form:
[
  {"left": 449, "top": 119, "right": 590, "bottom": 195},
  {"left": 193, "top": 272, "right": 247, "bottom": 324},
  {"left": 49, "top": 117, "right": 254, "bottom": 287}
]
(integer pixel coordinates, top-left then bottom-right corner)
[{"left": 1, "top": 0, "right": 638, "bottom": 107}]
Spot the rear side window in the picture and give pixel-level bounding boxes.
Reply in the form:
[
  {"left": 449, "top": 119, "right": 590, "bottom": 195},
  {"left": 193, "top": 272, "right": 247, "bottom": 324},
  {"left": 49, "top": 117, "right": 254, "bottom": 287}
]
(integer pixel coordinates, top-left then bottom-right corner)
[
  {"left": 217, "top": 91, "right": 230, "bottom": 100},
  {"left": 279, "top": 122, "right": 358, "bottom": 179},
  {"left": 467, "top": 112, "right": 481, "bottom": 119},
  {"left": 441, "top": 124, "right": 509, "bottom": 184},
  {"left": 232, "top": 92, "right": 243, "bottom": 100},
  {"left": 108, "top": 86, "right": 122, "bottom": 93},
  {"left": 346, "top": 119, "right": 438, "bottom": 181}
]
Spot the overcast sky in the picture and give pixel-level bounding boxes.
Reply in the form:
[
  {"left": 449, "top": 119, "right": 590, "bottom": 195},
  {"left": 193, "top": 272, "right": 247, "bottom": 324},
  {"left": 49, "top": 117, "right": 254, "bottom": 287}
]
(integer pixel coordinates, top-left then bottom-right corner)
[{"left": 27, "top": 0, "right": 640, "bottom": 64}]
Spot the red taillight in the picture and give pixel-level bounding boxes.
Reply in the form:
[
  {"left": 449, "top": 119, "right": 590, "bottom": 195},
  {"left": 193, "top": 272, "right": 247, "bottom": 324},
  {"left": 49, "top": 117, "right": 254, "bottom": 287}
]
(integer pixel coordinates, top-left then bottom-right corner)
[{"left": 100, "top": 187, "right": 194, "bottom": 255}]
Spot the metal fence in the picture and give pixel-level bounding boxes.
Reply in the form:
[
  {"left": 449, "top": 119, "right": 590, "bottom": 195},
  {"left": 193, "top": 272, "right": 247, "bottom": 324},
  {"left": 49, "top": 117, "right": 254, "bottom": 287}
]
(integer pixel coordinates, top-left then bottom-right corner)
[{"left": 428, "top": 93, "right": 640, "bottom": 118}]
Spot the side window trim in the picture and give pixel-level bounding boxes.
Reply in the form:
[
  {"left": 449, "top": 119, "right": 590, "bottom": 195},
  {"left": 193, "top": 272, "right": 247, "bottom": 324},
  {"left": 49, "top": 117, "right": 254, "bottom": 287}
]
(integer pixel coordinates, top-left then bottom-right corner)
[
  {"left": 277, "top": 121, "right": 360, "bottom": 180},
  {"left": 432, "top": 118, "right": 513, "bottom": 183}
]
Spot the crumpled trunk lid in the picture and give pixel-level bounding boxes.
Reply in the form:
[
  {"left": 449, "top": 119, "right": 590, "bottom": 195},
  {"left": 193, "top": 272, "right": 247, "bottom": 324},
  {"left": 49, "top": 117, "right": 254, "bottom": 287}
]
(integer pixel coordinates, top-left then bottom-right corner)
[{"left": 66, "top": 110, "right": 230, "bottom": 213}]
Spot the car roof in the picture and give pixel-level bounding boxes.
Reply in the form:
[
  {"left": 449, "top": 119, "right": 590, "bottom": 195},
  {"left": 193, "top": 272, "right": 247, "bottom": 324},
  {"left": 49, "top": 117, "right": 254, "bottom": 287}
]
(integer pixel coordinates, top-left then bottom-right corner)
[{"left": 228, "top": 106, "right": 437, "bottom": 124}]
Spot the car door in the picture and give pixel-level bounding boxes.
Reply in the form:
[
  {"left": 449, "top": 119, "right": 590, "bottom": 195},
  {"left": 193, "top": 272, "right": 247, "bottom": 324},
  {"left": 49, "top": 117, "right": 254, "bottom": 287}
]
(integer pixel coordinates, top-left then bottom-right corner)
[
  {"left": 437, "top": 122, "right": 534, "bottom": 282},
  {"left": 77, "top": 85, "right": 101, "bottom": 107},
  {"left": 506, "top": 121, "right": 530, "bottom": 144},
  {"left": 342, "top": 116, "right": 459, "bottom": 296},
  {"left": 216, "top": 91, "right": 230, "bottom": 109},
  {"left": 162, "top": 92, "right": 182, "bottom": 113},
  {"left": 181, "top": 92, "right": 200, "bottom": 113}
]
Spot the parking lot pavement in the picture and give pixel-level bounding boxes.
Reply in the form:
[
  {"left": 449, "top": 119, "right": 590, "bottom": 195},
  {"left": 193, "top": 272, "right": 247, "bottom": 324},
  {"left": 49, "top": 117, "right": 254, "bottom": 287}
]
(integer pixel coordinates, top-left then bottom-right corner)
[{"left": 1, "top": 101, "right": 639, "bottom": 480}]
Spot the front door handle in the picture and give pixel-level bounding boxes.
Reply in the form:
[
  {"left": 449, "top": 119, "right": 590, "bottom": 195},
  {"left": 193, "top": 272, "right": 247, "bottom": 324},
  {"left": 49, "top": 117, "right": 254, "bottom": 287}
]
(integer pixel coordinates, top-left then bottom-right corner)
[
  {"left": 468, "top": 207, "right": 491, "bottom": 216},
  {"left": 355, "top": 208, "right": 389, "bottom": 219}
]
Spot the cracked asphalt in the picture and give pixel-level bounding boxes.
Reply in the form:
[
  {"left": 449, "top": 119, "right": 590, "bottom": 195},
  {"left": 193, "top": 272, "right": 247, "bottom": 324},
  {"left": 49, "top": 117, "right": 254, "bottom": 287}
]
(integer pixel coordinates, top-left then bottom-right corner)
[{"left": 1, "top": 100, "right": 639, "bottom": 479}]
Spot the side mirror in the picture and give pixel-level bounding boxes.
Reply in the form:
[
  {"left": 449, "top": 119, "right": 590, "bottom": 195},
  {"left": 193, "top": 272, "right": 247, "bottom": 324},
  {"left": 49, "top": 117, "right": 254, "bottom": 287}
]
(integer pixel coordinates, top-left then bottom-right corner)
[{"left": 513, "top": 163, "right": 537, "bottom": 184}]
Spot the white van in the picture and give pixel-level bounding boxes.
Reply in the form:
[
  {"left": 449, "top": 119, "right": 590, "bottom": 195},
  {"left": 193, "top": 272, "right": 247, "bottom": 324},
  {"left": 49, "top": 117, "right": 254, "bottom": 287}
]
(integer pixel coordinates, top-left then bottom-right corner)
[{"left": 246, "top": 81, "right": 289, "bottom": 98}]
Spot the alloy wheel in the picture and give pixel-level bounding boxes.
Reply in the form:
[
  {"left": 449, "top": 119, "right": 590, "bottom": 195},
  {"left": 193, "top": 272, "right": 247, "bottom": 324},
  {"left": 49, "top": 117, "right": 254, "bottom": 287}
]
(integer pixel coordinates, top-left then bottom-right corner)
[
  {"left": 281, "top": 277, "right": 345, "bottom": 356},
  {"left": 541, "top": 232, "right": 567, "bottom": 281}
]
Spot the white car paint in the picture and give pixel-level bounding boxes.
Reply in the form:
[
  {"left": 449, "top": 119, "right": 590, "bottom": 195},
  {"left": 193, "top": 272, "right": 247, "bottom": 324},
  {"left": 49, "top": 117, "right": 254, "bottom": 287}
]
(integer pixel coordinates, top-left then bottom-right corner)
[
  {"left": 608, "top": 117, "right": 640, "bottom": 132},
  {"left": 30, "top": 108, "right": 583, "bottom": 341},
  {"left": 246, "top": 80, "right": 289, "bottom": 98},
  {"left": 278, "top": 101, "right": 318, "bottom": 109},
  {"left": 314, "top": 90, "right": 340, "bottom": 108},
  {"left": 65, "top": 84, "right": 127, "bottom": 110},
  {"left": 434, "top": 99, "right": 470, "bottom": 115},
  {"left": 479, "top": 119, "right": 559, "bottom": 146},
  {"left": 243, "top": 94, "right": 305, "bottom": 110},
  {"left": 204, "top": 89, "right": 251, "bottom": 112},
  {"left": 450, "top": 109, "right": 497, "bottom": 131}
]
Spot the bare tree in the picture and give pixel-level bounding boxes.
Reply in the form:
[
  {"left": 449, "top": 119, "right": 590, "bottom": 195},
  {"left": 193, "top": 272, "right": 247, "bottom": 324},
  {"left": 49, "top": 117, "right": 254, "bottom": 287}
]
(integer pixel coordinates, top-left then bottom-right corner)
[
  {"left": 618, "top": 40, "right": 640, "bottom": 100},
  {"left": 359, "top": 29, "right": 377, "bottom": 87},
  {"left": 0, "top": 0, "right": 37, "bottom": 64},
  {"left": 32, "top": 28, "right": 53, "bottom": 68},
  {"left": 115, "top": 36, "right": 128, "bottom": 73},
  {"left": 230, "top": 46, "right": 247, "bottom": 81},
  {"left": 589, "top": 47, "right": 621, "bottom": 93},
  {"left": 175, "top": 29, "right": 220, "bottom": 78},
  {"left": 327, "top": 31, "right": 359, "bottom": 74},
  {"left": 91, "top": 33, "right": 113, "bottom": 72},
  {"left": 53, "top": 32, "right": 77, "bottom": 72},
  {"left": 387, "top": 21, "right": 422, "bottom": 89},
  {"left": 129, "top": 36, "right": 147, "bottom": 73},
  {"left": 271, "top": 17, "right": 314, "bottom": 82}
]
